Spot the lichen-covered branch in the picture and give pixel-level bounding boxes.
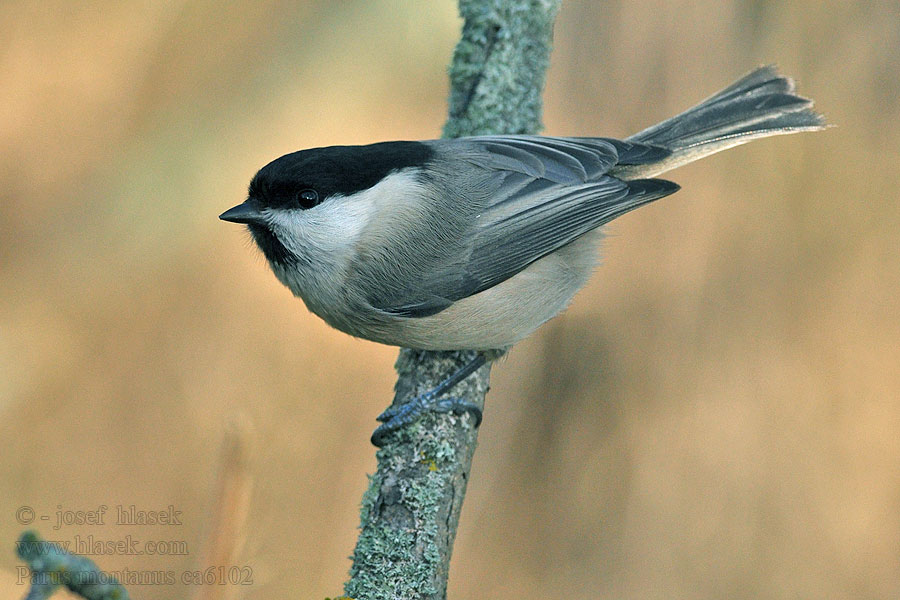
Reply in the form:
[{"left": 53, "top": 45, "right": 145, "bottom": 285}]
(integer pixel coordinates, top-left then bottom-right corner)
[
  {"left": 16, "top": 530, "right": 130, "bottom": 600},
  {"left": 344, "top": 2, "right": 561, "bottom": 599},
  {"left": 444, "top": 0, "right": 562, "bottom": 138}
]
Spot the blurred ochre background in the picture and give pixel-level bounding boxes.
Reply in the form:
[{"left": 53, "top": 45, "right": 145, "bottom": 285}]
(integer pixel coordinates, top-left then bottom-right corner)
[{"left": 1, "top": 1, "right": 899, "bottom": 599}]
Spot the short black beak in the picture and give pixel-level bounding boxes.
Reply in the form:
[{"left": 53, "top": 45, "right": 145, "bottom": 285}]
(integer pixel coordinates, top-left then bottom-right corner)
[{"left": 219, "top": 200, "right": 266, "bottom": 225}]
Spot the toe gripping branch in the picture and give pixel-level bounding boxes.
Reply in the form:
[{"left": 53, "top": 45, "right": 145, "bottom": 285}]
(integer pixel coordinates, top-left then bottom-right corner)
[{"left": 371, "top": 352, "right": 489, "bottom": 447}]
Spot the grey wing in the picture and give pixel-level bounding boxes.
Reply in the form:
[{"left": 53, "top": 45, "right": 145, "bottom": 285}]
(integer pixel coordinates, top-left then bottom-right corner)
[
  {"left": 473, "top": 135, "right": 671, "bottom": 183},
  {"left": 374, "top": 135, "right": 679, "bottom": 317}
]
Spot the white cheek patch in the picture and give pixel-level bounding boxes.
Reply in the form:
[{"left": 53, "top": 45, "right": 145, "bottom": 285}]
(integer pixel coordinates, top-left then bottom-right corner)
[
  {"left": 265, "top": 169, "right": 426, "bottom": 260},
  {"left": 268, "top": 196, "right": 373, "bottom": 259}
]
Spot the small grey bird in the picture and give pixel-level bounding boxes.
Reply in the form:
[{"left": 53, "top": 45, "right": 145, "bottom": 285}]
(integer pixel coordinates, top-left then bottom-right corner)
[{"left": 221, "top": 66, "right": 824, "bottom": 444}]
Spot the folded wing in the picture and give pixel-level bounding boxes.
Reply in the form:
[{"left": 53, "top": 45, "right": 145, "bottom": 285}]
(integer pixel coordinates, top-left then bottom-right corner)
[{"left": 371, "top": 135, "right": 678, "bottom": 317}]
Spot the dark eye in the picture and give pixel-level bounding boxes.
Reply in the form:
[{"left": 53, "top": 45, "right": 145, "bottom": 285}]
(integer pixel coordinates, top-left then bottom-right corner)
[{"left": 296, "top": 189, "right": 320, "bottom": 209}]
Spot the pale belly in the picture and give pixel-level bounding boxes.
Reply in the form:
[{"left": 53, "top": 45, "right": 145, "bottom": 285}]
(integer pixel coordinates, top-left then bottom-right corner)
[{"left": 383, "top": 230, "right": 604, "bottom": 350}]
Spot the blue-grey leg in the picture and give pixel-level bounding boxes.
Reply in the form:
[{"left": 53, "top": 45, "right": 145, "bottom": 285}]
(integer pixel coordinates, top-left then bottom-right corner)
[{"left": 371, "top": 353, "right": 487, "bottom": 447}]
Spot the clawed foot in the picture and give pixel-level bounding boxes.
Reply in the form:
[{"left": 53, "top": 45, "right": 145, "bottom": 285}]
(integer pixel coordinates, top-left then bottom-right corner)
[
  {"left": 371, "top": 391, "right": 483, "bottom": 446},
  {"left": 370, "top": 352, "right": 491, "bottom": 447}
]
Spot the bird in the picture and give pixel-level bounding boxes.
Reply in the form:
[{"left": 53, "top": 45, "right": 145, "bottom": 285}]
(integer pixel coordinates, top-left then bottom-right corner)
[{"left": 220, "top": 65, "right": 824, "bottom": 444}]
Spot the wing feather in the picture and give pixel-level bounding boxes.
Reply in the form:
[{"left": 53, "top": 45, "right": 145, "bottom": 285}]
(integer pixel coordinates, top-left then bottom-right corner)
[{"left": 463, "top": 177, "right": 679, "bottom": 295}]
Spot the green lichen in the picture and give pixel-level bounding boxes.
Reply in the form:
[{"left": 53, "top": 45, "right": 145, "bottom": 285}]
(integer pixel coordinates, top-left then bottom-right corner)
[
  {"left": 16, "top": 530, "right": 130, "bottom": 600},
  {"left": 444, "top": 0, "right": 561, "bottom": 139}
]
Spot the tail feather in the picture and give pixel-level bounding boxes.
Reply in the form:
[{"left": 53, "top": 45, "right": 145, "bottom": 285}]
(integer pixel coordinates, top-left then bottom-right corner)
[{"left": 614, "top": 66, "right": 825, "bottom": 179}]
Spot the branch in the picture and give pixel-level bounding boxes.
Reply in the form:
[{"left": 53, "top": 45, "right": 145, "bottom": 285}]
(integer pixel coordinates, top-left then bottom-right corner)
[
  {"left": 15, "top": 531, "right": 130, "bottom": 600},
  {"left": 344, "top": 2, "right": 561, "bottom": 599}
]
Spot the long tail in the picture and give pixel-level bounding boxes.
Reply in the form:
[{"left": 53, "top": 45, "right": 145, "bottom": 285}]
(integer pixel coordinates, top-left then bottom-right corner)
[{"left": 612, "top": 65, "right": 825, "bottom": 179}]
